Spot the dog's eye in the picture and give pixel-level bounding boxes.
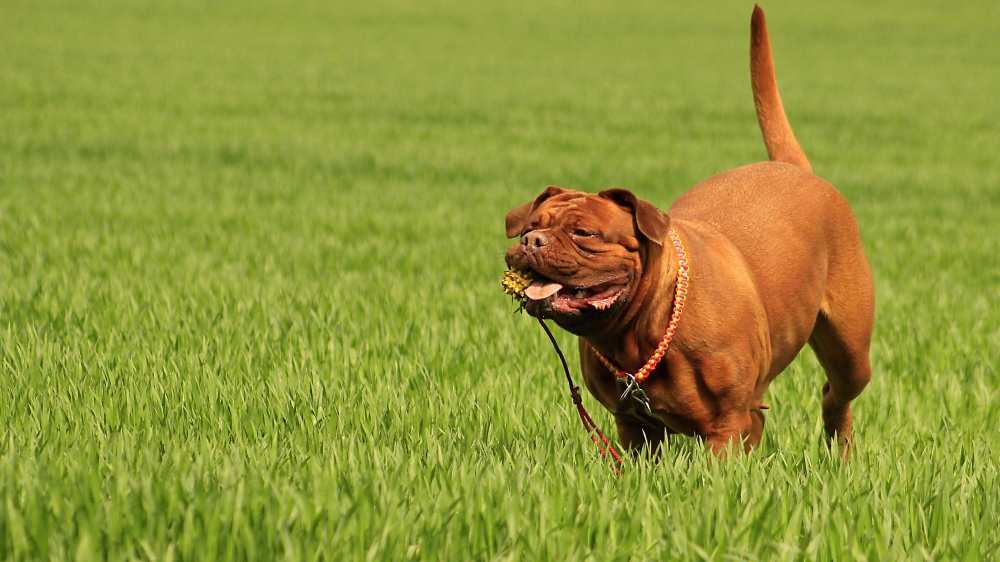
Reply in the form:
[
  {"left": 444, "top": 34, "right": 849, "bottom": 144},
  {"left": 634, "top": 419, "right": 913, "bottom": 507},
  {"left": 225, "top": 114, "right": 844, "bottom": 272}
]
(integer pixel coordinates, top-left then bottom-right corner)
[{"left": 573, "top": 229, "right": 598, "bottom": 237}]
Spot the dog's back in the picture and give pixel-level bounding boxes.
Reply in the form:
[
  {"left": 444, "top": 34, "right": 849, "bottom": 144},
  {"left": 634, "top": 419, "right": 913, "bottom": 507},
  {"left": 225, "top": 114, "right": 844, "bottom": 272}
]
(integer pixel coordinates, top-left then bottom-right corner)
[{"left": 669, "top": 162, "right": 859, "bottom": 375}]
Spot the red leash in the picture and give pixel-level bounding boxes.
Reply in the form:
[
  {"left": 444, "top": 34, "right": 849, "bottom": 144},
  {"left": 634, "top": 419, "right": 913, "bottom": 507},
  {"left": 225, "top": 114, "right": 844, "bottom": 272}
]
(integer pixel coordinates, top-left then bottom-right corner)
[{"left": 535, "top": 315, "right": 624, "bottom": 475}]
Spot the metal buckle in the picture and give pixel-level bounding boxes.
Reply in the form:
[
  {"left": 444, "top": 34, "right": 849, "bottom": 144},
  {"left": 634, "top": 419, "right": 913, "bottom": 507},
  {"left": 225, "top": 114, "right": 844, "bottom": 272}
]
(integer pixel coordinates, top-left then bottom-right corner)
[{"left": 619, "top": 373, "right": 652, "bottom": 414}]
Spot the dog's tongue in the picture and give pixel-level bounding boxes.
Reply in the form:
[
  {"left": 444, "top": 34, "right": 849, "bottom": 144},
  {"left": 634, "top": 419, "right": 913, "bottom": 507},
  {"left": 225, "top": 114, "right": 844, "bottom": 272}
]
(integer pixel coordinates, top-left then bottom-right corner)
[{"left": 524, "top": 280, "right": 563, "bottom": 301}]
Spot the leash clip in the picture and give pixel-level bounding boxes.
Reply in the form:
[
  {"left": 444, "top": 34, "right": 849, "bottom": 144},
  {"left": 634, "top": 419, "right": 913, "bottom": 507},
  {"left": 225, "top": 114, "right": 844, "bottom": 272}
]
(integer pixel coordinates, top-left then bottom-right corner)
[{"left": 619, "top": 373, "right": 652, "bottom": 414}]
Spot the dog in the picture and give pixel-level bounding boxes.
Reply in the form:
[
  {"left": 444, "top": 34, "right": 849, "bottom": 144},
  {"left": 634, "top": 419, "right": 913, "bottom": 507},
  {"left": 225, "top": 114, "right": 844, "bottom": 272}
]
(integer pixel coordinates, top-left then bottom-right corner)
[{"left": 504, "top": 6, "right": 874, "bottom": 456}]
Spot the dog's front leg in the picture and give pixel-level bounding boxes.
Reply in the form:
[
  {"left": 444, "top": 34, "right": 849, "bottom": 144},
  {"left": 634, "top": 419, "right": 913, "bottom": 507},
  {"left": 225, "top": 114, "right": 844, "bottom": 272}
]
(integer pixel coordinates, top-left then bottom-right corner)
[
  {"left": 701, "top": 408, "right": 762, "bottom": 456},
  {"left": 614, "top": 414, "right": 668, "bottom": 457}
]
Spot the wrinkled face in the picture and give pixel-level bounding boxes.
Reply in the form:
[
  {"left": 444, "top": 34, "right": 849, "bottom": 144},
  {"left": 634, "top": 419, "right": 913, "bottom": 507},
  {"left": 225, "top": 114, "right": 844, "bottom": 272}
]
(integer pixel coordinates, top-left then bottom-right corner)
[{"left": 504, "top": 186, "right": 668, "bottom": 335}]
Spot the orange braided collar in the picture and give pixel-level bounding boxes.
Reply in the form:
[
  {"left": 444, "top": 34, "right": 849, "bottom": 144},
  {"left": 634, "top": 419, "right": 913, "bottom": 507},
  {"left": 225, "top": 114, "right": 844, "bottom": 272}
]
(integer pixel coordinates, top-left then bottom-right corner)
[{"left": 589, "top": 228, "right": 689, "bottom": 385}]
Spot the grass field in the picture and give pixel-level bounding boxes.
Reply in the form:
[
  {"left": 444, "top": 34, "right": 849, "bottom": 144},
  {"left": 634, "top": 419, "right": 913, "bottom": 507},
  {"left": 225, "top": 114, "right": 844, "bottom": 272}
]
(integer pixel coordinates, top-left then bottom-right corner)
[{"left": 2, "top": 0, "right": 1000, "bottom": 559}]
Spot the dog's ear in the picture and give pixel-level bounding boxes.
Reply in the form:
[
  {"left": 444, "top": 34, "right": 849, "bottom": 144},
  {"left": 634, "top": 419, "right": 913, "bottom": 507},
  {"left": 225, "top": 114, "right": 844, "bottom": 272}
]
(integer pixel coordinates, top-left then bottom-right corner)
[
  {"left": 505, "top": 186, "right": 568, "bottom": 238},
  {"left": 598, "top": 188, "right": 670, "bottom": 246}
]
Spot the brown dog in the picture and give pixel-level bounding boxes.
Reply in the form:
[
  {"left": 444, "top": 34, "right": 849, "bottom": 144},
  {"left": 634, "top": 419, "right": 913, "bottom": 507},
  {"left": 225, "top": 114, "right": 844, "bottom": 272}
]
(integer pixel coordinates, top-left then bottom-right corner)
[{"left": 504, "top": 6, "right": 874, "bottom": 456}]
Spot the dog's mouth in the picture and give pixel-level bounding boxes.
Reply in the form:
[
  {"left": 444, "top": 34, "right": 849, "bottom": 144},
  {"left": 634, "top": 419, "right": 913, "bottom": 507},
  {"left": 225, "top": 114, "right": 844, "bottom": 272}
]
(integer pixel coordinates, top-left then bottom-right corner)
[{"left": 524, "top": 277, "right": 628, "bottom": 315}]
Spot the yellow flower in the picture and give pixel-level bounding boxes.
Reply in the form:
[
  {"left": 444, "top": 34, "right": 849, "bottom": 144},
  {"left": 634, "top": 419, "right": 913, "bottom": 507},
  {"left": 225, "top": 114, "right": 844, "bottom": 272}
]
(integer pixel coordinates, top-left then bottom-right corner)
[{"left": 501, "top": 268, "right": 534, "bottom": 299}]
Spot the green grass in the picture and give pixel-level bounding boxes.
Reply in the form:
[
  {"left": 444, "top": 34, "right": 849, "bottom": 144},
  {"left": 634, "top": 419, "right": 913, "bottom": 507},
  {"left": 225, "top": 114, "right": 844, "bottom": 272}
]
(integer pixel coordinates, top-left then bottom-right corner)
[{"left": 2, "top": 0, "right": 999, "bottom": 559}]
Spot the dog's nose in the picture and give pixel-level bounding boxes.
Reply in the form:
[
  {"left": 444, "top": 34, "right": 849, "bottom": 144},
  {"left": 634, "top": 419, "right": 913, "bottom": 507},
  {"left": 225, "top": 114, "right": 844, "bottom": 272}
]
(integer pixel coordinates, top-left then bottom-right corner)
[{"left": 522, "top": 231, "right": 549, "bottom": 248}]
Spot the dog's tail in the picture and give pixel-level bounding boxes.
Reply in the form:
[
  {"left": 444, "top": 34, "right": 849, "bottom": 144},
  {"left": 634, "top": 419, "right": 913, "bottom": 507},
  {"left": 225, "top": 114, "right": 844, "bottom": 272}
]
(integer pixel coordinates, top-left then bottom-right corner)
[{"left": 750, "top": 5, "right": 812, "bottom": 173}]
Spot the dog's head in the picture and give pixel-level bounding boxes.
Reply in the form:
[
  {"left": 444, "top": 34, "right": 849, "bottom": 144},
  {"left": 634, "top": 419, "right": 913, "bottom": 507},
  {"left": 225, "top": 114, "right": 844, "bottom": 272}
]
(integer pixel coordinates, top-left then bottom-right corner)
[{"left": 504, "top": 186, "right": 669, "bottom": 335}]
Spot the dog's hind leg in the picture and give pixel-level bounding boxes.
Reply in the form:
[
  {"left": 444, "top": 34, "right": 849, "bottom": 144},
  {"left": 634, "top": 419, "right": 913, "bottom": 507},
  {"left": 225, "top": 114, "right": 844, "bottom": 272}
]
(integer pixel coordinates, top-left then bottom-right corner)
[{"left": 808, "top": 262, "right": 875, "bottom": 456}]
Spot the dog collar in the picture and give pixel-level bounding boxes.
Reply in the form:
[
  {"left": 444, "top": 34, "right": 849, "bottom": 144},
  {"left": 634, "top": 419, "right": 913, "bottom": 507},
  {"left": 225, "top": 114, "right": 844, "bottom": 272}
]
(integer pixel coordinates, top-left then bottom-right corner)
[{"left": 589, "top": 228, "right": 689, "bottom": 386}]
